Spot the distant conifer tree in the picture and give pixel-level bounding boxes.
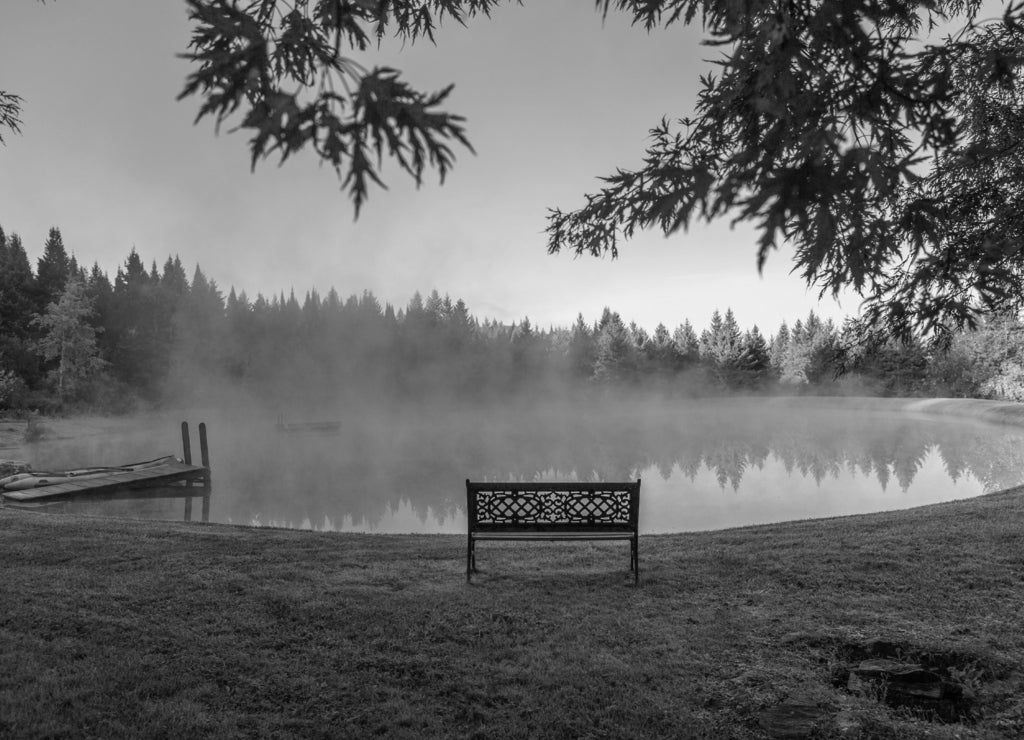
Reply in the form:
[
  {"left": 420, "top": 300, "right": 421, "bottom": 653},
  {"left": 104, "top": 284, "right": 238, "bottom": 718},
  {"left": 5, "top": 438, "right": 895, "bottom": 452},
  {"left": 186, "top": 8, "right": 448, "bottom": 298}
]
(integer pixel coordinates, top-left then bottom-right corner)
[
  {"left": 0, "top": 231, "right": 36, "bottom": 339},
  {"left": 32, "top": 276, "right": 106, "bottom": 405},
  {"left": 35, "top": 227, "right": 71, "bottom": 311}
]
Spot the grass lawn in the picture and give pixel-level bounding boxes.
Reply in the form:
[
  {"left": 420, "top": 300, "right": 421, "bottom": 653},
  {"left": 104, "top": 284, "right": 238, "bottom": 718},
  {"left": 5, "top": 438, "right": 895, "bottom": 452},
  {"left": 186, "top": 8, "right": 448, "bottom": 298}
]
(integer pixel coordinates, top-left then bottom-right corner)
[{"left": 2, "top": 489, "right": 1024, "bottom": 738}]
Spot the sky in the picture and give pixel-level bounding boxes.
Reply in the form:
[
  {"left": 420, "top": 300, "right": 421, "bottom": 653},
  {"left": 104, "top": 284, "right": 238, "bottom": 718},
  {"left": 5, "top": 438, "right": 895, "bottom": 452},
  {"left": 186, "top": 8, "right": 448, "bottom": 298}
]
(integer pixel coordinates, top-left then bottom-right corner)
[{"left": 0, "top": 0, "right": 858, "bottom": 335}]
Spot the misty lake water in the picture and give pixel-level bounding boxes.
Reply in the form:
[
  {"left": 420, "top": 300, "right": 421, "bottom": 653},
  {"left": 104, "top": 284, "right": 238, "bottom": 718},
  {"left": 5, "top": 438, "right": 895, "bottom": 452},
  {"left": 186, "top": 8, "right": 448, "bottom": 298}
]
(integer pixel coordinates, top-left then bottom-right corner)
[{"left": 11, "top": 397, "right": 1024, "bottom": 533}]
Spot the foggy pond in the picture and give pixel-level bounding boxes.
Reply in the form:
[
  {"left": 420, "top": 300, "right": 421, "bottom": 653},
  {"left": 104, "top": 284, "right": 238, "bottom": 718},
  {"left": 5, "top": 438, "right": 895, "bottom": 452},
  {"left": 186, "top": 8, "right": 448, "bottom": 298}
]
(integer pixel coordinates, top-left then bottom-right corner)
[{"left": 12, "top": 397, "right": 1024, "bottom": 534}]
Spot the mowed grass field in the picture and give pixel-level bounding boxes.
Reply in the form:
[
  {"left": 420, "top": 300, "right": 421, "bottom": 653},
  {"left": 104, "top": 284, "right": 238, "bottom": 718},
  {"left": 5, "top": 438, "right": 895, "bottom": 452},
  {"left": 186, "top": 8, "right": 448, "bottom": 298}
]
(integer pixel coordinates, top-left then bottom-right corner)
[{"left": 2, "top": 487, "right": 1024, "bottom": 739}]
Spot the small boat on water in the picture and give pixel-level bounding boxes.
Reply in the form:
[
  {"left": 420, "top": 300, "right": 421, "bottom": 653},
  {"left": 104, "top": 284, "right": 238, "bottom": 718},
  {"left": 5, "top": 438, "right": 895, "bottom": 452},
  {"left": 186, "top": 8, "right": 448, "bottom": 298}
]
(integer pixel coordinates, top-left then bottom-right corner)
[{"left": 275, "top": 418, "right": 341, "bottom": 434}]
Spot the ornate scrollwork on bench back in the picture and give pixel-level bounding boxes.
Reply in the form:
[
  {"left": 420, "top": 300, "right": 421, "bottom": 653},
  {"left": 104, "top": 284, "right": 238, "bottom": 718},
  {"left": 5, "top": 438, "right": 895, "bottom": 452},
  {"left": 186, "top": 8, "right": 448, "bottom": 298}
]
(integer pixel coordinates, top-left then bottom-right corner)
[{"left": 467, "top": 481, "right": 640, "bottom": 531}]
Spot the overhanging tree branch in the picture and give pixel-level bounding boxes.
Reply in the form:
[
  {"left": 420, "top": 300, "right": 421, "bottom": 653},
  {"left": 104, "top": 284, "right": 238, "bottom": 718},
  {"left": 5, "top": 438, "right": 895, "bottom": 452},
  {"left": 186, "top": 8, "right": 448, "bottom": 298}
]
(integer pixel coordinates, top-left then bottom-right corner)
[
  {"left": 548, "top": 0, "right": 1024, "bottom": 339},
  {"left": 6, "top": 0, "right": 1023, "bottom": 340},
  {"left": 177, "top": 0, "right": 511, "bottom": 216},
  {"left": 0, "top": 91, "right": 24, "bottom": 144}
]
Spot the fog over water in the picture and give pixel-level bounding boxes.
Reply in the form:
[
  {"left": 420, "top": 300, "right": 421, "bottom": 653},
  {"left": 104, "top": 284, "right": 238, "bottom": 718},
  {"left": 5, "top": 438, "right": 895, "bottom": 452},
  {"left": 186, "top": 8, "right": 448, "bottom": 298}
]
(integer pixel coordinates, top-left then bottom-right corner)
[{"left": 14, "top": 396, "right": 1024, "bottom": 533}]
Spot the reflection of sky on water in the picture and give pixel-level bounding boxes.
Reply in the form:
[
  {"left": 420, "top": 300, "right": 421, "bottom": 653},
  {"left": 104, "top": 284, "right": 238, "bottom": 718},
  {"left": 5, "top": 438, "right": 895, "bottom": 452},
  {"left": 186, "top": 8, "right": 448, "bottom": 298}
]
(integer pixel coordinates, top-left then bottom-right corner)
[{"left": 13, "top": 399, "right": 1024, "bottom": 534}]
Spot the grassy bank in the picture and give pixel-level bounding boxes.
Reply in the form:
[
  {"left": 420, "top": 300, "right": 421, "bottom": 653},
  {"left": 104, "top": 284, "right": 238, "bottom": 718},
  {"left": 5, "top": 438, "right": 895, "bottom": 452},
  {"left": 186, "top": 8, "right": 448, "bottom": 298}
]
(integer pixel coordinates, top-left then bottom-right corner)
[{"left": 2, "top": 490, "right": 1024, "bottom": 738}]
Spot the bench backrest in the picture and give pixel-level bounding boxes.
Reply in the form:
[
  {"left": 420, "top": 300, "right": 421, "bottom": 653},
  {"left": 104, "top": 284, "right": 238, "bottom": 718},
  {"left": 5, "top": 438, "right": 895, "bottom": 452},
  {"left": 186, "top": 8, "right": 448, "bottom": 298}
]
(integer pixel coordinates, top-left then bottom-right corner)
[{"left": 466, "top": 480, "right": 640, "bottom": 533}]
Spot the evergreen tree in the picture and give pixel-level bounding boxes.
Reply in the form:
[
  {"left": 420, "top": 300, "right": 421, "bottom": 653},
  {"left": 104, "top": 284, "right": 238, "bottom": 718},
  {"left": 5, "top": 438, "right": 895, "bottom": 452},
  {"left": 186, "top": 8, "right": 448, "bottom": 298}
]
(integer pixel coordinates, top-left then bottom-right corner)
[
  {"left": 646, "top": 323, "right": 682, "bottom": 379},
  {"left": 107, "top": 249, "right": 167, "bottom": 397},
  {"left": 450, "top": 298, "right": 474, "bottom": 336},
  {"left": 698, "top": 311, "right": 722, "bottom": 359},
  {"left": 31, "top": 276, "right": 105, "bottom": 404},
  {"left": 841, "top": 318, "right": 931, "bottom": 396},
  {"left": 358, "top": 290, "right": 383, "bottom": 318},
  {"left": 0, "top": 231, "right": 36, "bottom": 339},
  {"left": 0, "top": 231, "right": 41, "bottom": 388},
  {"left": 35, "top": 227, "right": 71, "bottom": 312},
  {"left": 628, "top": 322, "right": 651, "bottom": 376},
  {"left": 738, "top": 326, "right": 771, "bottom": 389},
  {"left": 84, "top": 263, "right": 114, "bottom": 340},
  {"left": 302, "top": 289, "right": 323, "bottom": 327},
  {"left": 597, "top": 307, "right": 617, "bottom": 333},
  {"left": 223, "top": 287, "right": 255, "bottom": 381},
  {"left": 68, "top": 254, "right": 83, "bottom": 281},
  {"left": 324, "top": 287, "right": 342, "bottom": 313},
  {"left": 700, "top": 308, "right": 744, "bottom": 388},
  {"left": 769, "top": 322, "right": 790, "bottom": 377},
  {"left": 593, "top": 310, "right": 636, "bottom": 384},
  {"left": 780, "top": 311, "right": 839, "bottom": 386},
  {"left": 629, "top": 322, "right": 650, "bottom": 349},
  {"left": 567, "top": 313, "right": 597, "bottom": 380},
  {"left": 281, "top": 288, "right": 301, "bottom": 330},
  {"left": 510, "top": 317, "right": 538, "bottom": 382},
  {"left": 444, "top": 297, "right": 475, "bottom": 358},
  {"left": 161, "top": 256, "right": 190, "bottom": 296},
  {"left": 672, "top": 320, "right": 700, "bottom": 369},
  {"left": 154, "top": 255, "right": 188, "bottom": 353},
  {"left": 425, "top": 289, "right": 446, "bottom": 325},
  {"left": 168, "top": 266, "right": 227, "bottom": 399},
  {"left": 780, "top": 320, "right": 806, "bottom": 385}
]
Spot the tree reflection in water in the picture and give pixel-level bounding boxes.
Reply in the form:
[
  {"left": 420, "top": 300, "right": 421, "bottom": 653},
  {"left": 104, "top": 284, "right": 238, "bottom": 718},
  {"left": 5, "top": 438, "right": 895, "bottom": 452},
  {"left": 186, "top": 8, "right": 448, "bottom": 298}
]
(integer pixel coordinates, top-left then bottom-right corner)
[{"left": 25, "top": 399, "right": 1024, "bottom": 532}]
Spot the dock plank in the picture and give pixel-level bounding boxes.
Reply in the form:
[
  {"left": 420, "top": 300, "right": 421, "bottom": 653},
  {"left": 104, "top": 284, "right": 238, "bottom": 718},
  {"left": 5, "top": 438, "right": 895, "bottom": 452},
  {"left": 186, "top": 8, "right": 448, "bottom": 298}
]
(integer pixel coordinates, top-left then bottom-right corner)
[{"left": 2, "top": 461, "right": 207, "bottom": 502}]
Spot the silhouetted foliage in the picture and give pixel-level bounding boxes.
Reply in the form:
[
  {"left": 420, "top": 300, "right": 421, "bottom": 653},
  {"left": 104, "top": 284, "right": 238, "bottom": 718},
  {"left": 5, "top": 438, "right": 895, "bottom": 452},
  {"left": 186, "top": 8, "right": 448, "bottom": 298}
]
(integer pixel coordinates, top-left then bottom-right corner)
[
  {"left": 174, "top": 0, "right": 1024, "bottom": 336},
  {"left": 548, "top": 1, "right": 1024, "bottom": 338},
  {"left": 178, "top": 0, "right": 496, "bottom": 215},
  {"left": 0, "top": 90, "right": 22, "bottom": 144},
  {"left": 6, "top": 1, "right": 1021, "bottom": 337}
]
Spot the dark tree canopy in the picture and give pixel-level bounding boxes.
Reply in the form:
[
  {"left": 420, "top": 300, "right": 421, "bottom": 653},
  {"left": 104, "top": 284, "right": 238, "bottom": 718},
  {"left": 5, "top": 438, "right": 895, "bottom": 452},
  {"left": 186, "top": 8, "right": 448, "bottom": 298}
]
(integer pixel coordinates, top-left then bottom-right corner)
[{"left": 3, "top": 0, "right": 1023, "bottom": 337}]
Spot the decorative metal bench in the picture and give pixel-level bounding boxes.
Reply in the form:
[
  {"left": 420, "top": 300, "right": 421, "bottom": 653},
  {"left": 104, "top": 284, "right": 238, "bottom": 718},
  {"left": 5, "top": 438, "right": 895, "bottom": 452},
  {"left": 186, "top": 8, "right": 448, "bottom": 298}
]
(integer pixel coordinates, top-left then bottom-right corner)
[{"left": 465, "top": 479, "right": 641, "bottom": 584}]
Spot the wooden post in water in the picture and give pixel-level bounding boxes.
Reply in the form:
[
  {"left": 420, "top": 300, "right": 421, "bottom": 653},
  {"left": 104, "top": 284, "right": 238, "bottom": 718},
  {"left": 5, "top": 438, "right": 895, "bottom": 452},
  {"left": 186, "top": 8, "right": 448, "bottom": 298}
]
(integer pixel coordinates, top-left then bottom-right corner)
[
  {"left": 182, "top": 422, "right": 193, "bottom": 521},
  {"left": 199, "top": 422, "right": 211, "bottom": 522},
  {"left": 181, "top": 421, "right": 193, "bottom": 464}
]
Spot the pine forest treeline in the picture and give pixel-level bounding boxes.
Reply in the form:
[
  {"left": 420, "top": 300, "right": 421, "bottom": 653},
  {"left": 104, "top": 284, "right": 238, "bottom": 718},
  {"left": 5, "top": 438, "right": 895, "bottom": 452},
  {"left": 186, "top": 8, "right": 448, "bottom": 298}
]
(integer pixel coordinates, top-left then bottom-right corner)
[{"left": 3, "top": 224, "right": 1024, "bottom": 413}]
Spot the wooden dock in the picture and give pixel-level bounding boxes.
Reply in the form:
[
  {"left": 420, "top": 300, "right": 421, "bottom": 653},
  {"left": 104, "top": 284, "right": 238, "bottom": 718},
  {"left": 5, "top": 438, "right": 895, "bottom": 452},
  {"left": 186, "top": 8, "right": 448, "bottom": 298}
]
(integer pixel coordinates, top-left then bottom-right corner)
[
  {"left": 1, "top": 459, "right": 207, "bottom": 501},
  {"left": 2, "top": 422, "right": 212, "bottom": 521}
]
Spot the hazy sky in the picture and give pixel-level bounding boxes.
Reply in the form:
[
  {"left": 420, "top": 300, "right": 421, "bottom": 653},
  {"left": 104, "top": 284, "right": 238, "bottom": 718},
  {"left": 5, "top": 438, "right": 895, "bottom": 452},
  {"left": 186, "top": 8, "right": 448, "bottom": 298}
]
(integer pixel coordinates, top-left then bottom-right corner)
[{"left": 0, "top": 1, "right": 856, "bottom": 333}]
